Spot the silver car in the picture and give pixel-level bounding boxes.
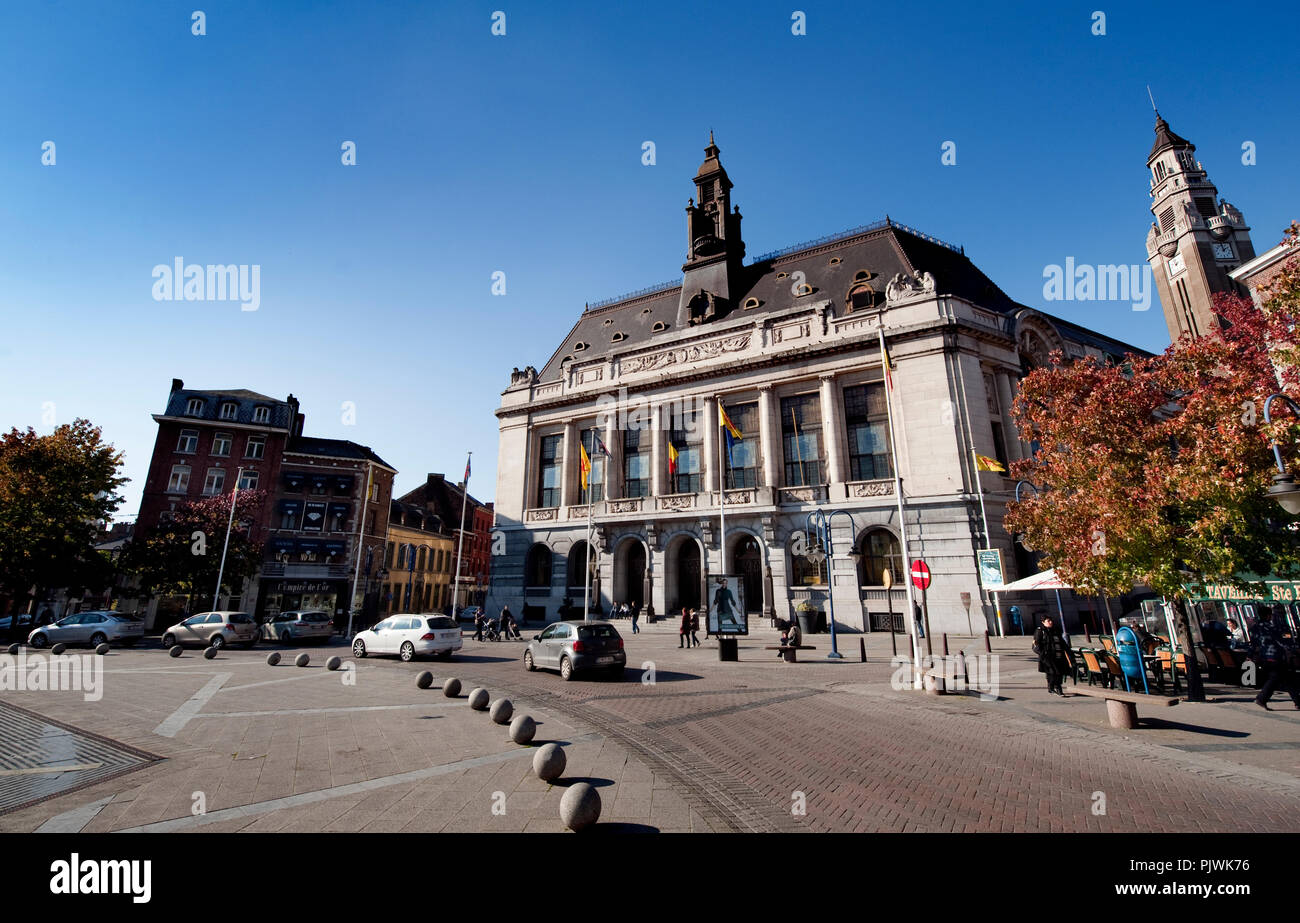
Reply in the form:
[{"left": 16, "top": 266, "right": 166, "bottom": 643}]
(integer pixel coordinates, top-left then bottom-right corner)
[
  {"left": 263, "top": 610, "right": 335, "bottom": 644},
  {"left": 523, "top": 620, "right": 626, "bottom": 681},
  {"left": 162, "top": 611, "right": 259, "bottom": 650},
  {"left": 27, "top": 611, "right": 145, "bottom": 649}
]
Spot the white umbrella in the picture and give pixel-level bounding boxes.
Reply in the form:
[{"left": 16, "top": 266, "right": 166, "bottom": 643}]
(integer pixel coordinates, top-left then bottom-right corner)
[{"left": 992, "top": 568, "right": 1071, "bottom": 639}]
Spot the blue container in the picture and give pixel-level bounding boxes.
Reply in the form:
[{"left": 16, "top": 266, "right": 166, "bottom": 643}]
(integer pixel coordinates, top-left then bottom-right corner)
[{"left": 1115, "top": 626, "right": 1149, "bottom": 694}]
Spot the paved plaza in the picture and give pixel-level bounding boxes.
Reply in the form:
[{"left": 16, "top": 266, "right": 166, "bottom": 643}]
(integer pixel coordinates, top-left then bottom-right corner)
[{"left": 1, "top": 620, "right": 1298, "bottom": 833}]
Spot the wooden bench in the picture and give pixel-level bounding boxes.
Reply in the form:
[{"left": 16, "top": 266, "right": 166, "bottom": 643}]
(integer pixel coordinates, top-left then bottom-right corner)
[
  {"left": 1069, "top": 685, "right": 1179, "bottom": 729},
  {"left": 765, "top": 644, "right": 817, "bottom": 663}
]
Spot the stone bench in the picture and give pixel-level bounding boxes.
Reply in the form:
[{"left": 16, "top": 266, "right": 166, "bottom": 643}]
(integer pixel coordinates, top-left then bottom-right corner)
[
  {"left": 1069, "top": 685, "right": 1179, "bottom": 729},
  {"left": 765, "top": 645, "right": 817, "bottom": 663}
]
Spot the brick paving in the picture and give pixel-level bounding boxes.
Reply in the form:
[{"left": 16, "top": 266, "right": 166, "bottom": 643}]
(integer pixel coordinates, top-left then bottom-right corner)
[{"left": 1, "top": 621, "right": 1298, "bottom": 833}]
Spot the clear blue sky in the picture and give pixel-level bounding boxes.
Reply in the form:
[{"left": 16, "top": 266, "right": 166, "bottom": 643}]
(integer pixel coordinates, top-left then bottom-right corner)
[{"left": 1, "top": 1, "right": 1296, "bottom": 514}]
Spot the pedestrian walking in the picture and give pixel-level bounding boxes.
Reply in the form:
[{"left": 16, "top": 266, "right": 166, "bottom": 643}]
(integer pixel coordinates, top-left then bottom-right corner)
[
  {"left": 473, "top": 609, "right": 485, "bottom": 642},
  {"left": 1033, "top": 615, "right": 1073, "bottom": 695},
  {"left": 1252, "top": 610, "right": 1300, "bottom": 711},
  {"left": 679, "top": 607, "right": 691, "bottom": 648},
  {"left": 690, "top": 609, "right": 701, "bottom": 647},
  {"left": 630, "top": 602, "right": 640, "bottom": 634}
]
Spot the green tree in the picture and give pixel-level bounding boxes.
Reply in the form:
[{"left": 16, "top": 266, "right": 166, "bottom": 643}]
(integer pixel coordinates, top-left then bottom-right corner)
[
  {"left": 120, "top": 488, "right": 266, "bottom": 612},
  {"left": 1005, "top": 231, "right": 1300, "bottom": 701},
  {"left": 0, "top": 420, "right": 127, "bottom": 637}
]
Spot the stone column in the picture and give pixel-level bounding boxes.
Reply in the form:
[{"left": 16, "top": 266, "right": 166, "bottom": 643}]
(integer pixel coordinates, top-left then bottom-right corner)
[
  {"left": 702, "top": 397, "right": 718, "bottom": 493},
  {"left": 560, "top": 421, "right": 576, "bottom": 508},
  {"left": 759, "top": 385, "right": 779, "bottom": 488},
  {"left": 650, "top": 403, "right": 666, "bottom": 496},
  {"left": 605, "top": 413, "right": 621, "bottom": 500},
  {"left": 996, "top": 371, "right": 1023, "bottom": 462},
  {"left": 820, "top": 374, "right": 845, "bottom": 485}
]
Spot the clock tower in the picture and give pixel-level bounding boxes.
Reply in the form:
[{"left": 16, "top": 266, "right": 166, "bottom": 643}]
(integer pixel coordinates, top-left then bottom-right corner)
[
  {"left": 1144, "top": 113, "right": 1255, "bottom": 342},
  {"left": 676, "top": 132, "right": 746, "bottom": 328}
]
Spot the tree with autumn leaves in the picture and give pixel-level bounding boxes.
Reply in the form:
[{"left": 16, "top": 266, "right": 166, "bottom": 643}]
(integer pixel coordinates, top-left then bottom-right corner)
[
  {"left": 1006, "top": 225, "right": 1300, "bottom": 701},
  {"left": 120, "top": 488, "right": 267, "bottom": 613}
]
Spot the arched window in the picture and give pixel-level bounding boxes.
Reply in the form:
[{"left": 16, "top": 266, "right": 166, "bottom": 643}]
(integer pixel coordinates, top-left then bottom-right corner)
[
  {"left": 567, "top": 541, "right": 595, "bottom": 590},
  {"left": 788, "top": 536, "right": 827, "bottom": 587},
  {"left": 857, "top": 529, "right": 902, "bottom": 587},
  {"left": 525, "top": 544, "right": 553, "bottom": 589},
  {"left": 847, "top": 283, "right": 877, "bottom": 313}
]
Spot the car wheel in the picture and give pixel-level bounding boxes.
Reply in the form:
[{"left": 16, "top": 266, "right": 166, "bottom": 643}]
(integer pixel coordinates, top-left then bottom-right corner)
[
  {"left": 282, "top": 629, "right": 293, "bottom": 645},
  {"left": 439, "top": 650, "right": 453, "bottom": 661},
  {"left": 352, "top": 639, "right": 366, "bottom": 658},
  {"left": 524, "top": 650, "right": 536, "bottom": 672},
  {"left": 90, "top": 632, "right": 108, "bottom": 647},
  {"left": 400, "top": 642, "right": 415, "bottom": 662},
  {"left": 162, "top": 633, "right": 176, "bottom": 648},
  {"left": 560, "top": 656, "right": 573, "bottom": 681},
  {"left": 30, "top": 633, "right": 48, "bottom": 649},
  {"left": 210, "top": 634, "right": 226, "bottom": 651}
]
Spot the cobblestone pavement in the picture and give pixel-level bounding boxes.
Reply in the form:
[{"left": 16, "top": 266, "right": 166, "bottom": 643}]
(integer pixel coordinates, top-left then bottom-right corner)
[{"left": 2, "top": 621, "right": 1298, "bottom": 833}]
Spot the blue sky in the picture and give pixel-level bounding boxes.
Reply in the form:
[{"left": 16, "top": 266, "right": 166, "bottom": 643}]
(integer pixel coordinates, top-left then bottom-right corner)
[{"left": 1, "top": 0, "right": 1296, "bottom": 512}]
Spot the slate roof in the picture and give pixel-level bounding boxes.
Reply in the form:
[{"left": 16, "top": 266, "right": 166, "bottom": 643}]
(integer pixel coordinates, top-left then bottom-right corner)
[
  {"left": 1148, "top": 114, "right": 1193, "bottom": 162},
  {"left": 539, "top": 220, "right": 1021, "bottom": 381},
  {"left": 161, "top": 388, "right": 293, "bottom": 428},
  {"left": 287, "top": 436, "right": 394, "bottom": 469}
]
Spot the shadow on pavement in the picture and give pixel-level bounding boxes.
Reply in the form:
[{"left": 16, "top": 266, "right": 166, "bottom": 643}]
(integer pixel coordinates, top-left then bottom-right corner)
[
  {"left": 591, "top": 822, "right": 659, "bottom": 833},
  {"left": 446, "top": 654, "right": 517, "bottom": 664},
  {"left": 1135, "top": 718, "right": 1252, "bottom": 736},
  {"left": 555, "top": 776, "right": 615, "bottom": 789}
]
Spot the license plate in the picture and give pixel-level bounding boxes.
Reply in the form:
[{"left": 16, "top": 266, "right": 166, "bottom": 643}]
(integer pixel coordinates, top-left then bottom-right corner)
[{"left": 597, "top": 656, "right": 614, "bottom": 664}]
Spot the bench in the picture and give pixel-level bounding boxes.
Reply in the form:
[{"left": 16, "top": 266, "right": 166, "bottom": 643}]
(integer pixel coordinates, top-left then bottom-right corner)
[
  {"left": 1069, "top": 685, "right": 1179, "bottom": 729},
  {"left": 765, "top": 644, "right": 817, "bottom": 663}
]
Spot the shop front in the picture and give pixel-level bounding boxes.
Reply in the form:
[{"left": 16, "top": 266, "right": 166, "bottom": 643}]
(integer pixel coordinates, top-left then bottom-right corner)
[{"left": 257, "top": 578, "right": 351, "bottom": 625}]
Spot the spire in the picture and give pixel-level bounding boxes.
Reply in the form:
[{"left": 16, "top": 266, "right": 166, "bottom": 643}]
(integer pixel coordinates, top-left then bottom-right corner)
[
  {"left": 698, "top": 130, "right": 723, "bottom": 177},
  {"left": 1148, "top": 113, "right": 1194, "bottom": 164}
]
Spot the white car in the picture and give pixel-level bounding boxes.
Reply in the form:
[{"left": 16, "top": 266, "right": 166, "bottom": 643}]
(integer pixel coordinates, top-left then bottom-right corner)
[
  {"left": 352, "top": 614, "right": 462, "bottom": 662},
  {"left": 263, "top": 610, "right": 335, "bottom": 644}
]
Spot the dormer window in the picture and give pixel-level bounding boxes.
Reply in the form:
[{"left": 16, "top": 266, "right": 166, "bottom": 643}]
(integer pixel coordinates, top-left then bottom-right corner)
[
  {"left": 219, "top": 402, "right": 238, "bottom": 421},
  {"left": 574, "top": 342, "right": 589, "bottom": 352},
  {"left": 828, "top": 257, "right": 842, "bottom": 265},
  {"left": 252, "top": 405, "right": 270, "bottom": 424},
  {"left": 652, "top": 321, "right": 668, "bottom": 332},
  {"left": 795, "top": 283, "right": 813, "bottom": 297},
  {"left": 853, "top": 270, "right": 873, "bottom": 283},
  {"left": 185, "top": 398, "right": 204, "bottom": 416},
  {"left": 602, "top": 318, "right": 613, "bottom": 326},
  {"left": 743, "top": 297, "right": 760, "bottom": 310},
  {"left": 776, "top": 271, "right": 788, "bottom": 279},
  {"left": 611, "top": 332, "right": 626, "bottom": 343},
  {"left": 848, "top": 284, "right": 878, "bottom": 313}
]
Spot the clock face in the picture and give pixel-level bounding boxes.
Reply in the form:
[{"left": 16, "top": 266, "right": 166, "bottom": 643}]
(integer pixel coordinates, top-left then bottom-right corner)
[
  {"left": 1212, "top": 242, "right": 1234, "bottom": 260},
  {"left": 1166, "top": 252, "right": 1186, "bottom": 279}
]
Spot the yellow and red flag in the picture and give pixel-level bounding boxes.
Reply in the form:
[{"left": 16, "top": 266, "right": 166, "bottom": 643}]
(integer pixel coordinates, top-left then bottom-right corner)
[
  {"left": 974, "top": 453, "right": 1006, "bottom": 473},
  {"left": 579, "top": 442, "right": 592, "bottom": 492}
]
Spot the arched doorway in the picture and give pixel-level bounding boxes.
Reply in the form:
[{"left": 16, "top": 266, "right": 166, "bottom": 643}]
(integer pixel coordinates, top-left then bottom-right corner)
[
  {"left": 731, "top": 535, "right": 763, "bottom": 613},
  {"left": 665, "top": 534, "right": 702, "bottom": 612},
  {"left": 614, "top": 539, "right": 646, "bottom": 608}
]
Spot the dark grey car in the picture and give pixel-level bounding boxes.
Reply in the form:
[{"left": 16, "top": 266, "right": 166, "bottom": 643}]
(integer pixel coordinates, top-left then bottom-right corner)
[{"left": 523, "top": 620, "right": 626, "bottom": 681}]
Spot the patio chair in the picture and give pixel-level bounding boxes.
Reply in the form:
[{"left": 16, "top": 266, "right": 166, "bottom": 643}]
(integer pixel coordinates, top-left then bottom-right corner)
[{"left": 1079, "top": 649, "right": 1109, "bottom": 687}]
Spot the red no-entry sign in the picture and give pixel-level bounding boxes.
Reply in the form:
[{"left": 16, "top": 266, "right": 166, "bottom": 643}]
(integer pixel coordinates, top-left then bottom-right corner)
[{"left": 911, "top": 560, "right": 932, "bottom": 591}]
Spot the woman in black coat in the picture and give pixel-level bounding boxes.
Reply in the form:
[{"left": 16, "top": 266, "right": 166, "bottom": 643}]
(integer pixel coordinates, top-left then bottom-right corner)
[{"left": 1034, "top": 615, "right": 1074, "bottom": 695}]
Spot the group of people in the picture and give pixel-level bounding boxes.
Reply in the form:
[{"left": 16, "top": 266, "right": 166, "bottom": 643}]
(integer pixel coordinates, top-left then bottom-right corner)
[
  {"left": 472, "top": 605, "right": 521, "bottom": 641},
  {"left": 678, "top": 607, "right": 701, "bottom": 647},
  {"left": 609, "top": 600, "right": 646, "bottom": 634}
]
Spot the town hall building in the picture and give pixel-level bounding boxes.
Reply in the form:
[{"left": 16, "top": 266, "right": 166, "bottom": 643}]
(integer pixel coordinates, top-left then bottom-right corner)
[{"left": 487, "top": 135, "right": 1146, "bottom": 635}]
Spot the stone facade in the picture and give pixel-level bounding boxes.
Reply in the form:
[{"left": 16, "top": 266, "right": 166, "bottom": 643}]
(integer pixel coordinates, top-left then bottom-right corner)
[{"left": 488, "top": 139, "right": 1146, "bottom": 635}]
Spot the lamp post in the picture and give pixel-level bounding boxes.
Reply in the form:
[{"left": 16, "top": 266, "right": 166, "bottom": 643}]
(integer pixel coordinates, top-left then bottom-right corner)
[
  {"left": 803, "top": 509, "right": 858, "bottom": 660},
  {"left": 1264, "top": 394, "right": 1300, "bottom": 515}
]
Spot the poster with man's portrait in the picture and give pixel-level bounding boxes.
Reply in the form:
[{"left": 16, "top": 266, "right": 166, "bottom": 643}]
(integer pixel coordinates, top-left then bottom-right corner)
[{"left": 707, "top": 575, "right": 747, "bottom": 635}]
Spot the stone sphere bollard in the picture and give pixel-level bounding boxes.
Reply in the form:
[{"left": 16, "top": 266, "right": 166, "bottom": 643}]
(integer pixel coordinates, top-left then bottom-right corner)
[
  {"left": 266, "top": 652, "right": 281, "bottom": 666},
  {"left": 295, "top": 653, "right": 310, "bottom": 667},
  {"left": 468, "top": 687, "right": 490, "bottom": 710},
  {"left": 509, "top": 714, "right": 537, "bottom": 744},
  {"left": 326, "top": 656, "right": 342, "bottom": 671},
  {"left": 203, "top": 646, "right": 218, "bottom": 660},
  {"left": 95, "top": 643, "right": 110, "bottom": 655},
  {"left": 443, "top": 677, "right": 461, "bottom": 698},
  {"left": 169, "top": 645, "right": 183, "bottom": 658},
  {"left": 533, "top": 743, "right": 566, "bottom": 782},
  {"left": 6, "top": 643, "right": 19, "bottom": 655},
  {"left": 416, "top": 671, "right": 434, "bottom": 689},
  {"left": 489, "top": 698, "right": 514, "bottom": 724},
  {"left": 559, "top": 782, "right": 601, "bottom": 832},
  {"left": 51, "top": 643, "right": 67, "bottom": 655}
]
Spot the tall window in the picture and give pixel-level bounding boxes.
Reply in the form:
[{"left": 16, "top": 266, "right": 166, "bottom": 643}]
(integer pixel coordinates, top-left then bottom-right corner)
[
  {"left": 857, "top": 529, "right": 902, "bottom": 586},
  {"left": 623, "top": 428, "right": 649, "bottom": 498},
  {"left": 537, "top": 434, "right": 562, "bottom": 508},
  {"left": 669, "top": 409, "right": 702, "bottom": 494},
  {"left": 990, "top": 422, "right": 1009, "bottom": 471},
  {"left": 722, "top": 402, "right": 759, "bottom": 488},
  {"left": 167, "top": 465, "right": 191, "bottom": 494},
  {"left": 525, "top": 544, "right": 553, "bottom": 588},
  {"left": 245, "top": 435, "right": 266, "bottom": 459},
  {"left": 843, "top": 383, "right": 892, "bottom": 481},
  {"left": 202, "top": 468, "right": 226, "bottom": 496},
  {"left": 219, "top": 402, "right": 238, "bottom": 420},
  {"left": 789, "top": 536, "right": 827, "bottom": 586},
  {"left": 212, "top": 432, "right": 232, "bottom": 457},
  {"left": 253, "top": 406, "right": 270, "bottom": 424},
  {"left": 177, "top": 429, "right": 198, "bottom": 453},
  {"left": 185, "top": 398, "right": 204, "bottom": 416},
  {"left": 580, "top": 429, "right": 605, "bottom": 502},
  {"left": 781, "top": 394, "right": 823, "bottom": 486},
  {"left": 238, "top": 469, "right": 259, "bottom": 490}
]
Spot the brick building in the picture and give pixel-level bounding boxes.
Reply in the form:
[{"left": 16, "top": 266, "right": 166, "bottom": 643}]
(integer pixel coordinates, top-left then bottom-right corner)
[
  {"left": 394, "top": 474, "right": 494, "bottom": 613},
  {"left": 382, "top": 499, "right": 455, "bottom": 618}
]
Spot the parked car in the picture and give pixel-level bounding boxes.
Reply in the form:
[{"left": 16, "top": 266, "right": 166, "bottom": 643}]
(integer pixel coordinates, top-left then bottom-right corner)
[
  {"left": 161, "top": 611, "right": 259, "bottom": 650},
  {"left": 458, "top": 606, "right": 483, "bottom": 623},
  {"left": 27, "top": 611, "right": 145, "bottom": 649},
  {"left": 351, "top": 614, "right": 463, "bottom": 662},
  {"left": 523, "top": 620, "right": 625, "bottom": 681},
  {"left": 262, "top": 610, "right": 334, "bottom": 644},
  {"left": 0, "top": 614, "right": 33, "bottom": 633}
]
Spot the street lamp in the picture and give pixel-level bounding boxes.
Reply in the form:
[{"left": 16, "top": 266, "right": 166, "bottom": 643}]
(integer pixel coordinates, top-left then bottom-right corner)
[
  {"left": 1264, "top": 394, "right": 1300, "bottom": 515},
  {"left": 1013, "top": 480, "right": 1041, "bottom": 552},
  {"left": 803, "top": 509, "right": 857, "bottom": 660}
]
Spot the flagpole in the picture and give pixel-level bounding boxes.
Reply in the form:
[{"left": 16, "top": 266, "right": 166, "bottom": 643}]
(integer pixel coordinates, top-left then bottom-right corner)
[
  {"left": 972, "top": 447, "right": 1005, "bottom": 638},
  {"left": 718, "top": 399, "right": 727, "bottom": 577},
  {"left": 878, "top": 327, "right": 923, "bottom": 689},
  {"left": 347, "top": 461, "right": 374, "bottom": 639},
  {"left": 212, "top": 468, "right": 243, "bottom": 611},
  {"left": 452, "top": 453, "right": 471, "bottom": 622},
  {"left": 584, "top": 428, "right": 594, "bottom": 624}
]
